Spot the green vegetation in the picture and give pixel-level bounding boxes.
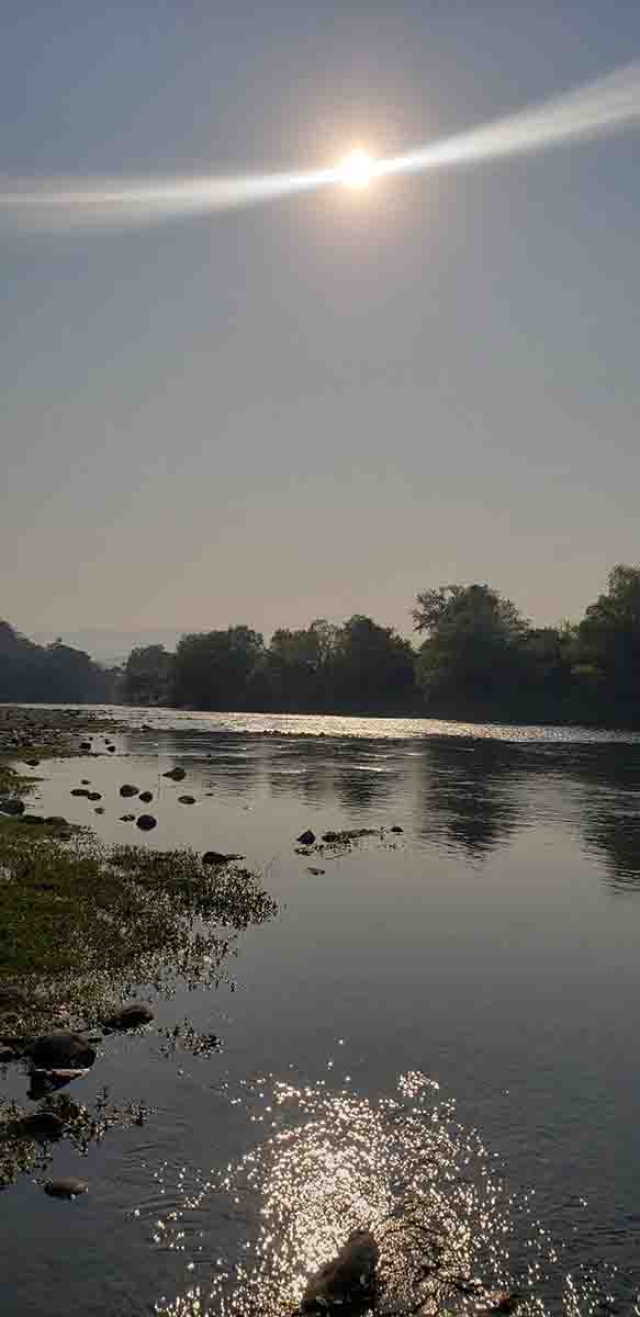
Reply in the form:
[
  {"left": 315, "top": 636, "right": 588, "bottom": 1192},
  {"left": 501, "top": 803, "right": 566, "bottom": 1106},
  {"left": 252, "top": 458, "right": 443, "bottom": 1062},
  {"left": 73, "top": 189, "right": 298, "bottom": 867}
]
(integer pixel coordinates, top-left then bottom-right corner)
[{"left": 0, "top": 827, "right": 276, "bottom": 1040}]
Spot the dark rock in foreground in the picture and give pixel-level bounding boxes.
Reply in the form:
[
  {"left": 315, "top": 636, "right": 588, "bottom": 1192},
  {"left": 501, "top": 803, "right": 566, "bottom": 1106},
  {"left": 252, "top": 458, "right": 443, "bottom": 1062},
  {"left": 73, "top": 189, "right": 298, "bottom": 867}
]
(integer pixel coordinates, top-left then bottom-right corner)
[
  {"left": 390, "top": 824, "right": 404, "bottom": 834},
  {"left": 120, "top": 813, "right": 135, "bottom": 822},
  {"left": 103, "top": 1002, "right": 154, "bottom": 1031},
  {"left": 44, "top": 1176, "right": 88, "bottom": 1199},
  {"left": 163, "top": 766, "right": 186, "bottom": 781},
  {"left": 177, "top": 795, "right": 196, "bottom": 805},
  {"left": 119, "top": 784, "right": 139, "bottom": 798},
  {"left": 301, "top": 1228, "right": 379, "bottom": 1313},
  {"left": 29, "top": 1032, "right": 97, "bottom": 1071},
  {"left": 297, "top": 829, "right": 316, "bottom": 846},
  {"left": 136, "top": 814, "right": 157, "bottom": 831},
  {"left": 70, "top": 788, "right": 91, "bottom": 799},
  {"left": 139, "top": 791, "right": 153, "bottom": 803}
]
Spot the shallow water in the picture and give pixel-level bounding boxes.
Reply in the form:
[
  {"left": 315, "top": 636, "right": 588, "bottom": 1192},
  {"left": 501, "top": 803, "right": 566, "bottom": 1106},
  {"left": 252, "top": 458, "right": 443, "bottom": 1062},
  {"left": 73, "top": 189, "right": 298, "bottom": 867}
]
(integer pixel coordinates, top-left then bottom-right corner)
[{"left": 3, "top": 707, "right": 640, "bottom": 1314}]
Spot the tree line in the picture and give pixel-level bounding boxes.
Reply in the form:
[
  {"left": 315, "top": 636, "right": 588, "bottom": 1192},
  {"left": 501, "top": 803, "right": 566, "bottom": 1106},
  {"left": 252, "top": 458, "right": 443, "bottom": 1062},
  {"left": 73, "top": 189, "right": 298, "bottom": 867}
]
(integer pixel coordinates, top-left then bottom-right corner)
[
  {"left": 0, "top": 621, "right": 117, "bottom": 704},
  {"left": 2, "top": 564, "right": 639, "bottom": 723},
  {"left": 121, "top": 565, "right": 640, "bottom": 727}
]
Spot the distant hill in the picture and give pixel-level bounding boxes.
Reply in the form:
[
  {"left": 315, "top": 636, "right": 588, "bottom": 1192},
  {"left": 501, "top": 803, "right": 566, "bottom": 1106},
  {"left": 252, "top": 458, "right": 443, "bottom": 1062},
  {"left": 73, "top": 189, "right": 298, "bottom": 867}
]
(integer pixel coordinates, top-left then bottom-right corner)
[{"left": 31, "top": 629, "right": 182, "bottom": 667}]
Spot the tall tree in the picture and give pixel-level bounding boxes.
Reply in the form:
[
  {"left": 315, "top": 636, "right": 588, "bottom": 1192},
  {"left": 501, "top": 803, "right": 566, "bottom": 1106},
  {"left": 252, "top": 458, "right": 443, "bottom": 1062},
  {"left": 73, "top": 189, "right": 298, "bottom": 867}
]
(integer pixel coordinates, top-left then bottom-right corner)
[{"left": 413, "top": 583, "right": 527, "bottom": 710}]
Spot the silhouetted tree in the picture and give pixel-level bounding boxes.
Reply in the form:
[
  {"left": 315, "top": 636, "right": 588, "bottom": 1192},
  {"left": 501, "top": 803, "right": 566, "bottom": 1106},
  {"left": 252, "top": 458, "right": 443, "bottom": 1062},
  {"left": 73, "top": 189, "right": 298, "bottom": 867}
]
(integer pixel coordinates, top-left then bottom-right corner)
[{"left": 123, "top": 645, "right": 172, "bottom": 705}]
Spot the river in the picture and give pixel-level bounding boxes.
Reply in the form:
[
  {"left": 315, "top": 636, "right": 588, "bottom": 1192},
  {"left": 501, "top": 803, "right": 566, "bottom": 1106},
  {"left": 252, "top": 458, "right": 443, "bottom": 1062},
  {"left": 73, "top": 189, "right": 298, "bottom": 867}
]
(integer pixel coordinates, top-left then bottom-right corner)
[{"left": 2, "top": 706, "right": 640, "bottom": 1315}]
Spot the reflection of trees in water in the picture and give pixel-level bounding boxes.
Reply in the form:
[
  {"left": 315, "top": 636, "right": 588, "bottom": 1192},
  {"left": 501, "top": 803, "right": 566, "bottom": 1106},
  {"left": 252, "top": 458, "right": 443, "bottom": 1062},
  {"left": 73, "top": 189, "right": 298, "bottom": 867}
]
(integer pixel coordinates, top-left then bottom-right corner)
[
  {"left": 333, "top": 741, "right": 398, "bottom": 812},
  {"left": 571, "top": 744, "right": 640, "bottom": 890},
  {"left": 265, "top": 738, "right": 334, "bottom": 806},
  {"left": 416, "top": 740, "right": 524, "bottom": 861}
]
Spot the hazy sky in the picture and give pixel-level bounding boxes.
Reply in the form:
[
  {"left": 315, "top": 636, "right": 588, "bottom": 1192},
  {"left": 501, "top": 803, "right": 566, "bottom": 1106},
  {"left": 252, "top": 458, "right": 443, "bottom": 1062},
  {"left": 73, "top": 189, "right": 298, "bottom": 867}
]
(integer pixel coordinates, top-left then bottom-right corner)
[{"left": 2, "top": 2, "right": 640, "bottom": 644}]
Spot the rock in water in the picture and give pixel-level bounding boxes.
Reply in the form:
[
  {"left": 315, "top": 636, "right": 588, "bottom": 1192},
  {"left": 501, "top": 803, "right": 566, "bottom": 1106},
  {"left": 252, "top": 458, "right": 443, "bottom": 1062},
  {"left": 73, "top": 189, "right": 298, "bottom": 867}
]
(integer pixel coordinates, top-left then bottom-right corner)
[
  {"left": 44, "top": 1177, "right": 88, "bottom": 1199},
  {"left": 177, "top": 795, "right": 196, "bottom": 805},
  {"left": 136, "top": 814, "right": 157, "bottom": 831},
  {"left": 202, "top": 851, "right": 244, "bottom": 866},
  {"left": 103, "top": 1002, "right": 154, "bottom": 1030},
  {"left": 120, "top": 814, "right": 135, "bottom": 823},
  {"left": 301, "top": 1228, "right": 379, "bottom": 1313},
  {"left": 390, "top": 824, "right": 404, "bottom": 834},
  {"left": 30, "top": 1032, "right": 96, "bottom": 1070},
  {"left": 119, "top": 784, "right": 139, "bottom": 798},
  {"left": 297, "top": 829, "right": 316, "bottom": 846},
  {"left": 139, "top": 791, "right": 153, "bottom": 803},
  {"left": 0, "top": 797, "right": 25, "bottom": 816},
  {"left": 163, "top": 766, "right": 186, "bottom": 781}
]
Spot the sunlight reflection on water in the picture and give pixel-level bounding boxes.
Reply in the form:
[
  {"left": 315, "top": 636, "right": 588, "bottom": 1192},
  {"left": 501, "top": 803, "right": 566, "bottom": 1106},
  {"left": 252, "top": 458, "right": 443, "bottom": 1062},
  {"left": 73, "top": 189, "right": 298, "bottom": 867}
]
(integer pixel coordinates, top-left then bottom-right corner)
[{"left": 151, "top": 1073, "right": 634, "bottom": 1317}]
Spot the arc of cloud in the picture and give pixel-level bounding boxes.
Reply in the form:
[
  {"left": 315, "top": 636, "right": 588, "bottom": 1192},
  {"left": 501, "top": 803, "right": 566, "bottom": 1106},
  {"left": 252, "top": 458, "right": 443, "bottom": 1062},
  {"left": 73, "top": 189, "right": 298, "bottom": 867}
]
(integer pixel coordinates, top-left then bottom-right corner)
[{"left": 1, "top": 59, "right": 640, "bottom": 234}]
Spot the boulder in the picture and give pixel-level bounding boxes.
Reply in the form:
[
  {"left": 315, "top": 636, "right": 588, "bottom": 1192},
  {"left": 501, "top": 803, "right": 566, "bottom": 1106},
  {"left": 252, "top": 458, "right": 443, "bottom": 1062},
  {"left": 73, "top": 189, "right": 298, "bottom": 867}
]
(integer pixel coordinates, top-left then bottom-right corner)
[
  {"left": 390, "top": 825, "right": 404, "bottom": 834},
  {"left": 297, "top": 829, "right": 316, "bottom": 846},
  {"left": 29, "top": 1032, "right": 96, "bottom": 1071},
  {"left": 103, "top": 1002, "right": 154, "bottom": 1031},
  {"left": 107, "top": 745, "right": 116, "bottom": 753},
  {"left": 0, "top": 797, "right": 26, "bottom": 816},
  {"left": 79, "top": 741, "right": 92, "bottom": 752},
  {"left": 44, "top": 1176, "right": 88, "bottom": 1199},
  {"left": 301, "top": 1229, "right": 379, "bottom": 1313},
  {"left": 136, "top": 814, "right": 157, "bottom": 831},
  {"left": 139, "top": 791, "right": 153, "bottom": 803},
  {"left": 119, "top": 784, "right": 139, "bottom": 798},
  {"left": 163, "top": 766, "right": 186, "bottom": 781},
  {"left": 70, "top": 788, "right": 91, "bottom": 799}
]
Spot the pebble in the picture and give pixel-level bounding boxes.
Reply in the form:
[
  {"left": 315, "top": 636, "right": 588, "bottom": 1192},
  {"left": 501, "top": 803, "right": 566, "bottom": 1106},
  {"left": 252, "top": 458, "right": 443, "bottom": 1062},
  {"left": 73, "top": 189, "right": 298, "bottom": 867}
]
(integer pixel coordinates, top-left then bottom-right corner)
[
  {"left": 177, "top": 795, "right": 196, "bottom": 805},
  {"left": 119, "top": 784, "right": 139, "bottom": 798},
  {"left": 139, "top": 791, "right": 153, "bottom": 803}
]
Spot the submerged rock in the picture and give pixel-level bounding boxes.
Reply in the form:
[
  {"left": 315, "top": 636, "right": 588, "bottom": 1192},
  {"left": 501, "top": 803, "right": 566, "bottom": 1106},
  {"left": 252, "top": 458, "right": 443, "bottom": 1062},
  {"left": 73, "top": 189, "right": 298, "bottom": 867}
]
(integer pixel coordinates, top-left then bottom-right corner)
[
  {"left": 301, "top": 1228, "right": 379, "bottom": 1313},
  {"left": 18, "top": 1111, "right": 65, "bottom": 1141},
  {"left": 29, "top": 1032, "right": 96, "bottom": 1071},
  {"left": 136, "top": 814, "right": 157, "bottom": 831},
  {"left": 297, "top": 829, "right": 316, "bottom": 846},
  {"left": 70, "top": 788, "right": 91, "bottom": 799},
  {"left": 177, "top": 795, "right": 196, "bottom": 805},
  {"left": 103, "top": 1002, "right": 154, "bottom": 1031},
  {"left": 321, "top": 828, "right": 379, "bottom": 844},
  {"left": 119, "top": 814, "right": 135, "bottom": 823},
  {"left": 44, "top": 1176, "right": 88, "bottom": 1199},
  {"left": 87, "top": 791, "right": 102, "bottom": 801},
  {"left": 163, "top": 766, "right": 186, "bottom": 781},
  {"left": 119, "top": 784, "right": 139, "bottom": 798}
]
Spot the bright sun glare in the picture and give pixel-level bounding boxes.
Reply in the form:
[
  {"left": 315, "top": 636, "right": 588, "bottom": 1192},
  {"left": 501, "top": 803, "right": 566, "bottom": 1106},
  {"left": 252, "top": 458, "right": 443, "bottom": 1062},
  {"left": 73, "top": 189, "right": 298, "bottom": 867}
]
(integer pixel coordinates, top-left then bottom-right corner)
[{"left": 339, "top": 148, "right": 375, "bottom": 189}]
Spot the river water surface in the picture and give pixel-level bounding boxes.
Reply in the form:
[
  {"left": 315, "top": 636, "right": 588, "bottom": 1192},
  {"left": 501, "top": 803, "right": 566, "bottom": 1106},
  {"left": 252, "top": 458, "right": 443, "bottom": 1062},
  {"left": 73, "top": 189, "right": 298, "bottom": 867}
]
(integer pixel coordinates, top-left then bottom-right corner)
[{"left": 2, "top": 707, "right": 640, "bottom": 1315}]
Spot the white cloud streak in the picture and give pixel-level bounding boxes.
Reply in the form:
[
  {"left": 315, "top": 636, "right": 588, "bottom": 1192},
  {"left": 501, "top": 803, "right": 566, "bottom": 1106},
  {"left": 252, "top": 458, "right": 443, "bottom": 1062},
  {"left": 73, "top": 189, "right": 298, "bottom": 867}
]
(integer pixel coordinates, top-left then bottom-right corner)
[{"left": 2, "top": 61, "right": 640, "bottom": 234}]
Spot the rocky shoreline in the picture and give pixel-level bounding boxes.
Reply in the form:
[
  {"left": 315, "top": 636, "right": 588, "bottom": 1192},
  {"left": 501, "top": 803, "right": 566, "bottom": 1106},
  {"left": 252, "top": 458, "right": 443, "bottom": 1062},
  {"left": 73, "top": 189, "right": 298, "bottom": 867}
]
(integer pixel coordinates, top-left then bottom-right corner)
[{"left": 0, "top": 704, "right": 127, "bottom": 759}]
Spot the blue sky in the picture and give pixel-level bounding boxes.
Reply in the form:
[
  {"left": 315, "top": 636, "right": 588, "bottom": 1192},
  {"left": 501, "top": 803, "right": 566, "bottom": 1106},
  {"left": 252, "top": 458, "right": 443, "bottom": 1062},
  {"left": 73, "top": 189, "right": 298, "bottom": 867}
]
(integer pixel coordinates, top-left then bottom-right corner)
[{"left": 2, "top": 2, "right": 639, "bottom": 644}]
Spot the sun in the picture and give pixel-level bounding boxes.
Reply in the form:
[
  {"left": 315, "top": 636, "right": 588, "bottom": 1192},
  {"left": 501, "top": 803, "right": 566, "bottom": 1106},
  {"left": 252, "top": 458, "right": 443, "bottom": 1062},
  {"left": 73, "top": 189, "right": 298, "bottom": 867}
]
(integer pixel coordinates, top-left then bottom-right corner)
[{"left": 338, "top": 148, "right": 375, "bottom": 189}]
